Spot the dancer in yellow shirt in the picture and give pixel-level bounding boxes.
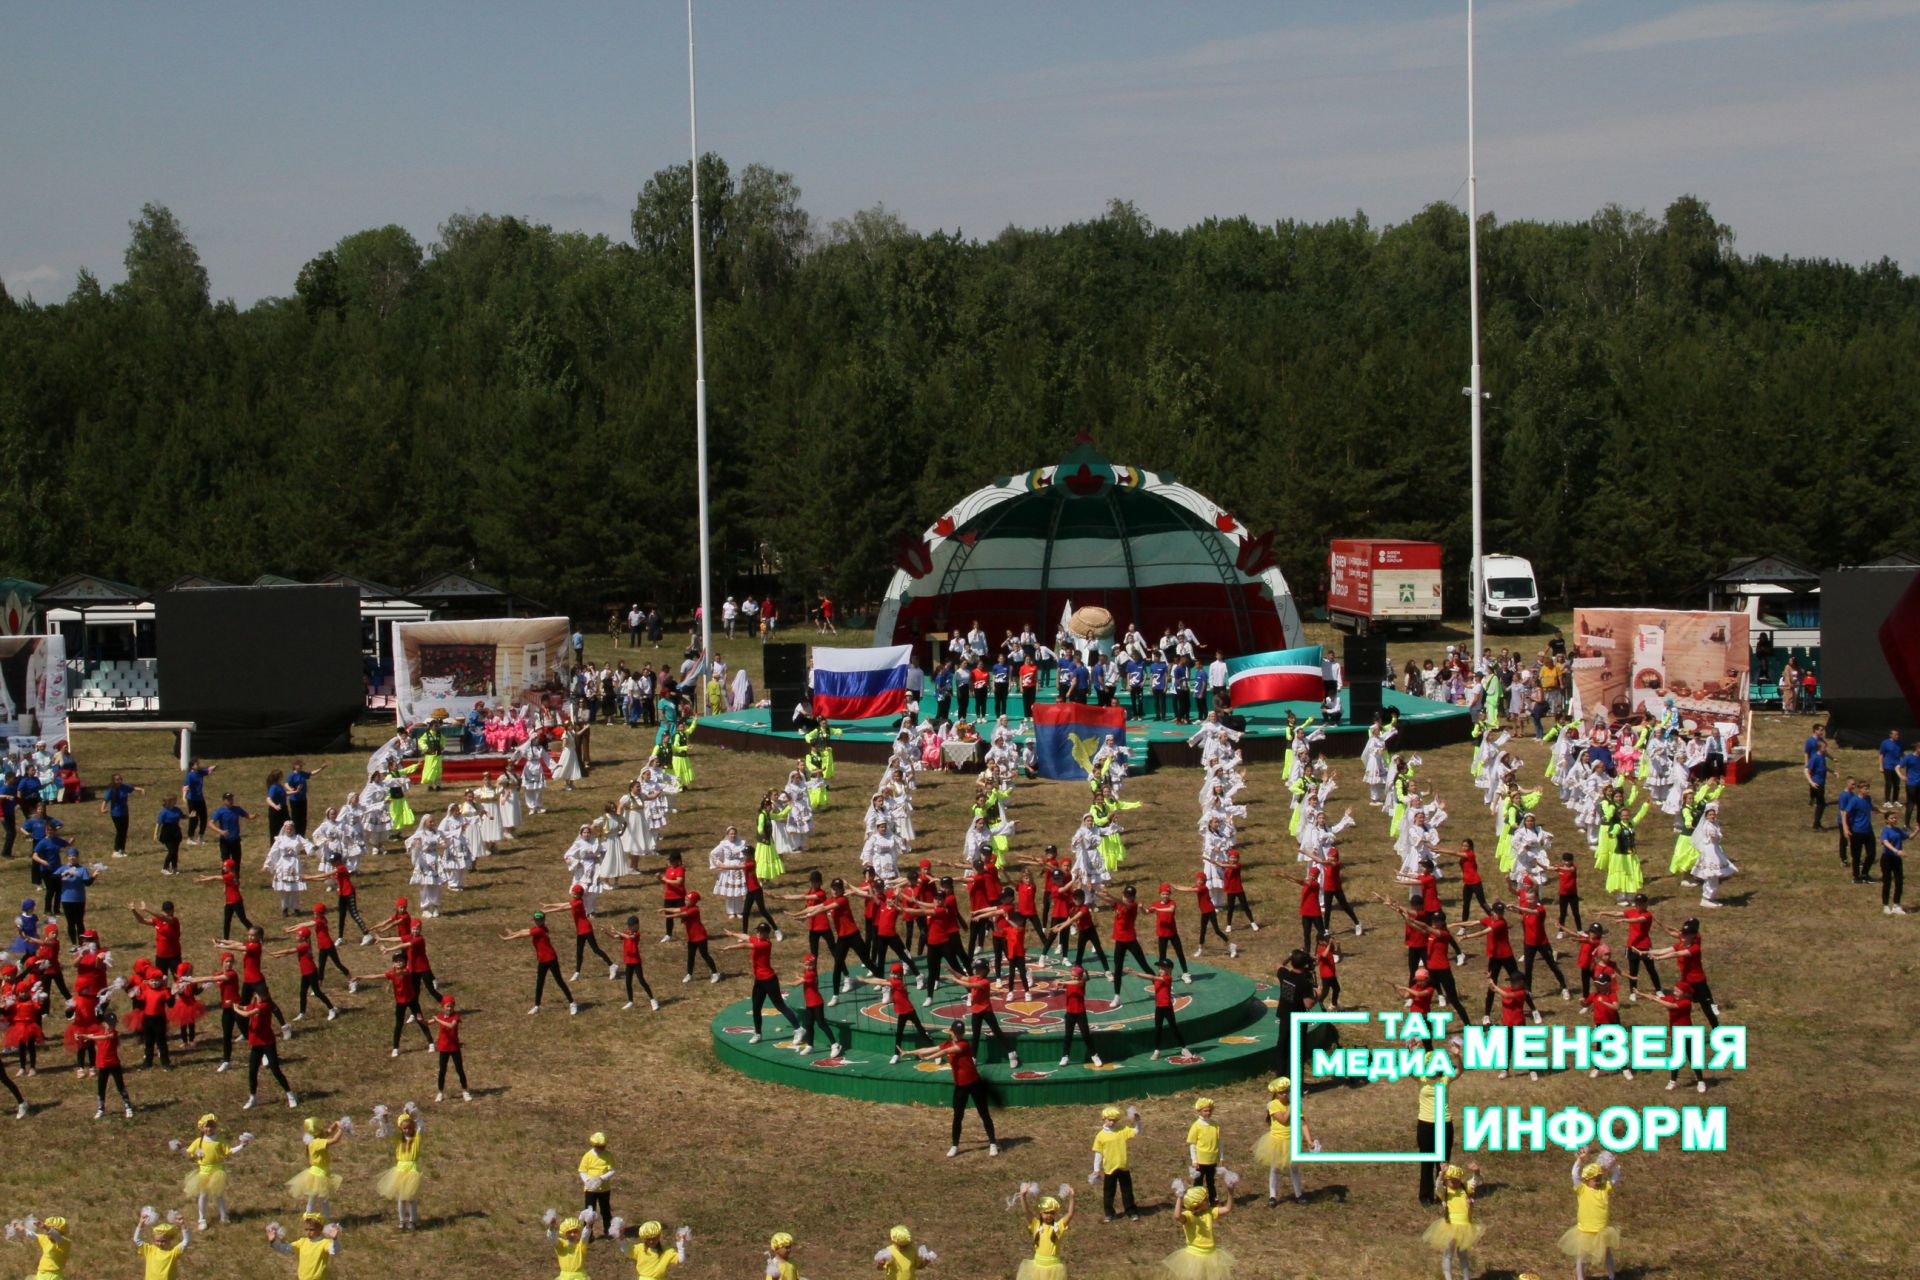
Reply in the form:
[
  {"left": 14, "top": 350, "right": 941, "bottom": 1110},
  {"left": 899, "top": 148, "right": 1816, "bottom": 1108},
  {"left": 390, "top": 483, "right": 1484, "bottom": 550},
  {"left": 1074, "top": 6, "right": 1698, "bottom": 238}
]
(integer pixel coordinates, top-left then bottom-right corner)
[
  {"left": 1090, "top": 1105, "right": 1142, "bottom": 1220},
  {"left": 267, "top": 1214, "right": 341, "bottom": 1280},
  {"left": 1163, "top": 1185, "right": 1234, "bottom": 1280},
  {"left": 1557, "top": 1149, "right": 1623, "bottom": 1280},
  {"left": 1011, "top": 1184, "right": 1074, "bottom": 1280},
  {"left": 1420, "top": 1163, "right": 1484, "bottom": 1280},
  {"left": 1251, "top": 1078, "right": 1318, "bottom": 1205},
  {"left": 1184, "top": 1097, "right": 1223, "bottom": 1205}
]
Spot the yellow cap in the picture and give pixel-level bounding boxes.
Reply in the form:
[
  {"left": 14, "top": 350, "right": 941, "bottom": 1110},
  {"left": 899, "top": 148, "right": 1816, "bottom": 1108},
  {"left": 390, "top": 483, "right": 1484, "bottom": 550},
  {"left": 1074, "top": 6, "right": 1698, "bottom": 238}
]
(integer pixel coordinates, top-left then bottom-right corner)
[
  {"left": 302, "top": 1212, "right": 326, "bottom": 1225},
  {"left": 1268, "top": 1077, "right": 1291, "bottom": 1094},
  {"left": 890, "top": 1225, "right": 913, "bottom": 1246},
  {"left": 152, "top": 1222, "right": 179, "bottom": 1239},
  {"left": 1182, "top": 1186, "right": 1211, "bottom": 1209},
  {"left": 43, "top": 1217, "right": 68, "bottom": 1233},
  {"left": 1037, "top": 1196, "right": 1061, "bottom": 1214},
  {"left": 558, "top": 1217, "right": 582, "bottom": 1235},
  {"left": 1581, "top": 1162, "right": 1605, "bottom": 1181},
  {"left": 198, "top": 1114, "right": 218, "bottom": 1128},
  {"left": 1100, "top": 1106, "right": 1122, "bottom": 1120},
  {"left": 637, "top": 1221, "right": 663, "bottom": 1240},
  {"left": 1194, "top": 1097, "right": 1215, "bottom": 1111},
  {"left": 303, "top": 1117, "right": 321, "bottom": 1136},
  {"left": 769, "top": 1232, "right": 795, "bottom": 1250},
  {"left": 590, "top": 1132, "right": 607, "bottom": 1147}
]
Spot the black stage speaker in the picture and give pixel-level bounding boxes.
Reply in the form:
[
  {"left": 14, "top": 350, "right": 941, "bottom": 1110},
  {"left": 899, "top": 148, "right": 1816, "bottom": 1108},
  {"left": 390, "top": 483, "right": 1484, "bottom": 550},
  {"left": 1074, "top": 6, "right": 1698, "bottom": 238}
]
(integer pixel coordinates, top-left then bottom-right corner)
[
  {"left": 158, "top": 585, "right": 363, "bottom": 754},
  {"left": 764, "top": 642, "right": 809, "bottom": 728},
  {"left": 1343, "top": 633, "right": 1389, "bottom": 720}
]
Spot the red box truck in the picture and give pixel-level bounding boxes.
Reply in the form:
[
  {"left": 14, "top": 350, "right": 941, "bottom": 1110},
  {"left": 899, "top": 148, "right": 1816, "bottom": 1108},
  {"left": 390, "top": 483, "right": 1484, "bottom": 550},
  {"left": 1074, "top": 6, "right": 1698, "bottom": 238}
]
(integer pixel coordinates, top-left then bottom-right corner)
[{"left": 1328, "top": 539, "right": 1443, "bottom": 633}]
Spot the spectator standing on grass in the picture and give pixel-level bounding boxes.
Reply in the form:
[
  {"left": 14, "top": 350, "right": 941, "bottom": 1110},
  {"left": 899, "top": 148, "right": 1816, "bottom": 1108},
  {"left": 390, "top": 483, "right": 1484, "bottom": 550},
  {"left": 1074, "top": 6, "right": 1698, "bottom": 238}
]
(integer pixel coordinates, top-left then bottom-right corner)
[
  {"left": 182, "top": 758, "right": 215, "bottom": 845},
  {"left": 1879, "top": 729, "right": 1905, "bottom": 805},
  {"left": 1901, "top": 741, "right": 1920, "bottom": 828},
  {"left": 56, "top": 849, "right": 96, "bottom": 943}
]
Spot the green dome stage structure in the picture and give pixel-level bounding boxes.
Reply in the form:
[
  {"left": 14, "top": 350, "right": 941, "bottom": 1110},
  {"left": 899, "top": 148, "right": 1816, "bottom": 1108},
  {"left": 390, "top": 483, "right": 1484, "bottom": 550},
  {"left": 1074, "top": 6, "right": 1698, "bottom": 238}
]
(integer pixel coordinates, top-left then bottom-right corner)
[{"left": 710, "top": 956, "right": 1282, "bottom": 1107}]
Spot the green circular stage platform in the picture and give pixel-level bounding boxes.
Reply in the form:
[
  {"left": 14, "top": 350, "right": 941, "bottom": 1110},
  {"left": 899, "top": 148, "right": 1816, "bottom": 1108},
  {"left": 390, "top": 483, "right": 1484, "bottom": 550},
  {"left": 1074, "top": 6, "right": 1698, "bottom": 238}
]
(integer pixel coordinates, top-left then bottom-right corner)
[{"left": 710, "top": 954, "right": 1280, "bottom": 1107}]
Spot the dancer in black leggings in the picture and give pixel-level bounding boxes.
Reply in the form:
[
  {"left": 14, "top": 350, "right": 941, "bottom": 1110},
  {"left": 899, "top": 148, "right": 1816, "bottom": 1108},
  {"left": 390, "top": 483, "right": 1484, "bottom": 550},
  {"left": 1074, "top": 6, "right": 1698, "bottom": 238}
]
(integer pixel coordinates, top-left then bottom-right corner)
[
  {"left": 661, "top": 891, "right": 720, "bottom": 983},
  {"left": 1312, "top": 847, "right": 1362, "bottom": 935},
  {"left": 851, "top": 881, "right": 919, "bottom": 977},
  {"left": 1454, "top": 902, "right": 1529, "bottom": 1023},
  {"left": 1122, "top": 960, "right": 1188, "bottom": 1058},
  {"left": 1100, "top": 886, "right": 1151, "bottom": 995},
  {"left": 196, "top": 860, "right": 254, "bottom": 940},
  {"left": 1057, "top": 965, "right": 1104, "bottom": 1067},
  {"left": 900, "top": 879, "right": 970, "bottom": 995},
  {"left": 500, "top": 911, "right": 578, "bottom": 1015},
  {"left": 237, "top": 998, "right": 296, "bottom": 1108},
  {"left": 860, "top": 964, "right": 932, "bottom": 1061},
  {"left": 325, "top": 855, "right": 372, "bottom": 944},
  {"left": 611, "top": 916, "right": 658, "bottom": 1011},
  {"left": 430, "top": 996, "right": 471, "bottom": 1101},
  {"left": 1514, "top": 892, "right": 1571, "bottom": 998},
  {"left": 541, "top": 890, "right": 615, "bottom": 981},
  {"left": 273, "top": 929, "right": 337, "bottom": 1022},
  {"left": 1379, "top": 897, "right": 1465, "bottom": 1011},
  {"left": 957, "top": 961, "right": 1021, "bottom": 1066},
  {"left": 1045, "top": 898, "right": 1108, "bottom": 974},
  {"left": 906, "top": 1020, "right": 999, "bottom": 1157},
  {"left": 78, "top": 1013, "right": 133, "bottom": 1118},
  {"left": 722, "top": 924, "right": 799, "bottom": 1044},
  {"left": 381, "top": 957, "right": 432, "bottom": 1054}
]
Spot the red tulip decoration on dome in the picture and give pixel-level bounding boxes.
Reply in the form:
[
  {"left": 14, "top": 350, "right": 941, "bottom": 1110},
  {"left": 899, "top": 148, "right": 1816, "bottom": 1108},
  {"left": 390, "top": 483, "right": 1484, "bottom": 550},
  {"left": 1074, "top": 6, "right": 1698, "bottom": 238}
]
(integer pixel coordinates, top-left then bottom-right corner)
[
  {"left": 1234, "top": 530, "right": 1278, "bottom": 578},
  {"left": 893, "top": 535, "right": 933, "bottom": 581}
]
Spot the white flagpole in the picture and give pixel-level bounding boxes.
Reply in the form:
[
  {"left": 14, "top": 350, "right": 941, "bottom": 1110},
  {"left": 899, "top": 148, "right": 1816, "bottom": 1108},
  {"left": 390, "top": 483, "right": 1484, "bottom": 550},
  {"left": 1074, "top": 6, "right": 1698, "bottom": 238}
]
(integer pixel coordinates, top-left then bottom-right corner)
[
  {"left": 1466, "top": 0, "right": 1486, "bottom": 670},
  {"left": 687, "top": 0, "right": 715, "bottom": 693}
]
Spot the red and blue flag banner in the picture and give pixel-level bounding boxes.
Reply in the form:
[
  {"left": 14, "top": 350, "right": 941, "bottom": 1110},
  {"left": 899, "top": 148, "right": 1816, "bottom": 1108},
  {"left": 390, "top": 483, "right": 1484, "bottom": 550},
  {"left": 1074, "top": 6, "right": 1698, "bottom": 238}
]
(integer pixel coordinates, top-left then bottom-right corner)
[
  {"left": 1031, "top": 702, "right": 1127, "bottom": 781},
  {"left": 1225, "top": 645, "right": 1325, "bottom": 708},
  {"left": 811, "top": 644, "right": 913, "bottom": 720}
]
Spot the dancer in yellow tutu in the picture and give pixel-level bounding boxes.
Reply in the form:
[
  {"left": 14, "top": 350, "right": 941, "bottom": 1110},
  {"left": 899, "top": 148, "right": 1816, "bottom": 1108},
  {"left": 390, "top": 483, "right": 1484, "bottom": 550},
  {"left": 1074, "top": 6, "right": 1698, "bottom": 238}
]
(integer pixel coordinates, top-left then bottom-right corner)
[
  {"left": 286, "top": 1116, "right": 349, "bottom": 1218},
  {"left": 131, "top": 1209, "right": 189, "bottom": 1280},
  {"left": 373, "top": 1104, "right": 425, "bottom": 1230},
  {"left": 1420, "top": 1162, "right": 1483, "bottom": 1280},
  {"left": 1252, "top": 1077, "right": 1318, "bottom": 1205},
  {"left": 5, "top": 1214, "right": 72, "bottom": 1279},
  {"left": 177, "top": 1113, "right": 251, "bottom": 1230},
  {"left": 544, "top": 1212, "right": 590, "bottom": 1280},
  {"left": 608, "top": 1218, "right": 690, "bottom": 1278},
  {"left": 765, "top": 1231, "right": 801, "bottom": 1280},
  {"left": 874, "top": 1224, "right": 936, "bottom": 1278},
  {"left": 266, "top": 1213, "right": 340, "bottom": 1278},
  {"left": 1011, "top": 1183, "right": 1075, "bottom": 1280},
  {"left": 1558, "top": 1149, "right": 1623, "bottom": 1280},
  {"left": 1163, "top": 1184, "right": 1233, "bottom": 1280}
]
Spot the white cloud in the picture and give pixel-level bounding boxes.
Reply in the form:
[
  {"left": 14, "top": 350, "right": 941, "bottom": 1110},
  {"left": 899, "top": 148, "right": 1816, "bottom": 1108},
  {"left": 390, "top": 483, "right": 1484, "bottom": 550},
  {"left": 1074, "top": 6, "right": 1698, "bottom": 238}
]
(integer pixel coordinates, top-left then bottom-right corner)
[
  {"left": 1580, "top": 0, "right": 1920, "bottom": 53},
  {"left": 3, "top": 264, "right": 62, "bottom": 299}
]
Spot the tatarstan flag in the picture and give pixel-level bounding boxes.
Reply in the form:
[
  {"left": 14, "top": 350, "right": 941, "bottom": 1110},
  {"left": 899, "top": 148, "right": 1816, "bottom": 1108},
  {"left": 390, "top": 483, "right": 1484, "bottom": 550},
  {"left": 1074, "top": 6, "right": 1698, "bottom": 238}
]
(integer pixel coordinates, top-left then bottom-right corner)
[{"left": 1225, "top": 645, "right": 1325, "bottom": 708}]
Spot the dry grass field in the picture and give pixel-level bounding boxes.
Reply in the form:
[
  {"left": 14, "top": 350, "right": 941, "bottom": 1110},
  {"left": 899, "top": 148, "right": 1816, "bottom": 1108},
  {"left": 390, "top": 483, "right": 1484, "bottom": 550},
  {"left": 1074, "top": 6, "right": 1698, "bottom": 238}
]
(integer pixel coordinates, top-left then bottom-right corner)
[{"left": 2, "top": 626, "right": 1914, "bottom": 1279}]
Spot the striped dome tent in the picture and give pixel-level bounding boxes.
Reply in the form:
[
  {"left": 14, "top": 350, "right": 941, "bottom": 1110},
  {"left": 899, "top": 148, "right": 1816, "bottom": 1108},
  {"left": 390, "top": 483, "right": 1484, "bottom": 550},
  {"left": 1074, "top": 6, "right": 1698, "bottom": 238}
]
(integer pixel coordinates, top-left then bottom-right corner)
[{"left": 876, "top": 441, "right": 1303, "bottom": 657}]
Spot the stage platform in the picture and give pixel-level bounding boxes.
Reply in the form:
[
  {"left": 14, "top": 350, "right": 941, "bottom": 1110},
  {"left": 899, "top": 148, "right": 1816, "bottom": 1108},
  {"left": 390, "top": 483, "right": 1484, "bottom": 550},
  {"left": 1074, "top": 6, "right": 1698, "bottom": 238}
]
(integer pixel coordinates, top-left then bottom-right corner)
[
  {"left": 710, "top": 955, "right": 1284, "bottom": 1107},
  {"left": 695, "top": 689, "right": 1471, "bottom": 768}
]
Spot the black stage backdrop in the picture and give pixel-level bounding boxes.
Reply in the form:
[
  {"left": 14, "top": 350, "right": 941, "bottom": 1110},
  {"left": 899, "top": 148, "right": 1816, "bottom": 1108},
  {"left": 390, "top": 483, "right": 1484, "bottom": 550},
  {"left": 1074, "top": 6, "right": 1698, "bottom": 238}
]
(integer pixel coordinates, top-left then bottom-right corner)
[
  {"left": 158, "top": 585, "right": 363, "bottom": 754},
  {"left": 1819, "top": 567, "right": 1920, "bottom": 748}
]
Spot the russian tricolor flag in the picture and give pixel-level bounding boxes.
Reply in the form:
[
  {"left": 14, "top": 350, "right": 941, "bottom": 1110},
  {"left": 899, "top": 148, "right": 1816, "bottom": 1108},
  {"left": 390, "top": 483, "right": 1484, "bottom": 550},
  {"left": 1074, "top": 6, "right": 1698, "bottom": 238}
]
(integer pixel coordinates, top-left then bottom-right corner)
[
  {"left": 1225, "top": 645, "right": 1326, "bottom": 708},
  {"left": 811, "top": 644, "right": 913, "bottom": 720}
]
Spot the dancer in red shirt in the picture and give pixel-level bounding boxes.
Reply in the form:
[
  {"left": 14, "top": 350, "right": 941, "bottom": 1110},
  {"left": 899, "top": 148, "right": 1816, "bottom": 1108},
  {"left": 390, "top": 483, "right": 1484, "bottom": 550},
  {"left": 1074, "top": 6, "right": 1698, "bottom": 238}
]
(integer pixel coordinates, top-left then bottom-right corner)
[
  {"left": 271, "top": 928, "right": 337, "bottom": 1023},
  {"left": 1645, "top": 981, "right": 1708, "bottom": 1092},
  {"left": 1650, "top": 917, "right": 1720, "bottom": 1027},
  {"left": 291, "top": 903, "right": 356, "bottom": 989},
  {"left": 541, "top": 886, "right": 617, "bottom": 982},
  {"left": 430, "top": 994, "right": 473, "bottom": 1102},
  {"left": 610, "top": 915, "right": 659, "bottom": 1011},
  {"left": 500, "top": 911, "right": 578, "bottom": 1015},
  {"left": 195, "top": 859, "right": 254, "bottom": 939},
  {"left": 379, "top": 954, "right": 433, "bottom": 1055},
  {"left": 236, "top": 993, "right": 297, "bottom": 1109},
  {"left": 76, "top": 1006, "right": 134, "bottom": 1118},
  {"left": 720, "top": 923, "right": 799, "bottom": 1045},
  {"left": 955, "top": 961, "right": 1021, "bottom": 1068},
  {"left": 1115, "top": 959, "right": 1188, "bottom": 1059},
  {"left": 660, "top": 890, "right": 720, "bottom": 983},
  {"left": 905, "top": 1019, "right": 1000, "bottom": 1158},
  {"left": 858, "top": 963, "right": 933, "bottom": 1061}
]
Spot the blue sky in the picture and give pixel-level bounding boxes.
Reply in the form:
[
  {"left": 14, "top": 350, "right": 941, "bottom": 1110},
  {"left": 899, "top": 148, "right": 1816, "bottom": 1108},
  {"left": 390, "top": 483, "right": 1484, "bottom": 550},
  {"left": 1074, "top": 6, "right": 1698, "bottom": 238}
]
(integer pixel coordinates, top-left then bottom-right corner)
[{"left": 5, "top": 0, "right": 1916, "bottom": 305}]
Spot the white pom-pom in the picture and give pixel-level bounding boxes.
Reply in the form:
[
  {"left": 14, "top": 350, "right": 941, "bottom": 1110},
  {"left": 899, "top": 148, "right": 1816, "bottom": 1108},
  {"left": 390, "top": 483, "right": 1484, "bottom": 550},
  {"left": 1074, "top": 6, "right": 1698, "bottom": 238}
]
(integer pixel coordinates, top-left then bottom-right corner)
[
  {"left": 677, "top": 1226, "right": 692, "bottom": 1243},
  {"left": 371, "top": 1104, "right": 390, "bottom": 1120},
  {"left": 402, "top": 1101, "right": 419, "bottom": 1116},
  {"left": 140, "top": 1205, "right": 158, "bottom": 1224},
  {"left": 1310, "top": 1139, "right": 1324, "bottom": 1153},
  {"left": 1126, "top": 1105, "right": 1139, "bottom": 1119},
  {"left": 2, "top": 1222, "right": 17, "bottom": 1241},
  {"left": 1087, "top": 1170, "right": 1099, "bottom": 1184},
  {"left": 300, "top": 1132, "right": 314, "bottom": 1147},
  {"left": 24, "top": 1216, "right": 39, "bottom": 1235},
  {"left": 1222, "top": 1168, "right": 1241, "bottom": 1189},
  {"left": 874, "top": 1249, "right": 892, "bottom": 1264},
  {"left": 324, "top": 1223, "right": 340, "bottom": 1239},
  {"left": 1171, "top": 1178, "right": 1187, "bottom": 1197},
  {"left": 918, "top": 1246, "right": 937, "bottom": 1262},
  {"left": 542, "top": 1209, "right": 558, "bottom": 1228},
  {"left": 766, "top": 1259, "right": 783, "bottom": 1279},
  {"left": 607, "top": 1217, "right": 625, "bottom": 1241},
  {"left": 236, "top": 1131, "right": 255, "bottom": 1146},
  {"left": 336, "top": 1116, "right": 354, "bottom": 1137},
  {"left": 166, "top": 1210, "right": 184, "bottom": 1227},
  {"left": 168, "top": 1139, "right": 183, "bottom": 1153},
  {"left": 265, "top": 1222, "right": 283, "bottom": 1242},
  {"left": 577, "top": 1208, "right": 597, "bottom": 1227},
  {"left": 1058, "top": 1183, "right": 1073, "bottom": 1200}
]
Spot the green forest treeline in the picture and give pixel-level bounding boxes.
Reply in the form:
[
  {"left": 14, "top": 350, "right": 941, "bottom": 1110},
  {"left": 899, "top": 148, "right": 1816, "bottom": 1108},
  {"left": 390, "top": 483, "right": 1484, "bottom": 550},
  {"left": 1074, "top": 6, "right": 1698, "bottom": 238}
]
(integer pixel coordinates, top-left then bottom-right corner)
[{"left": 3, "top": 155, "right": 1915, "bottom": 618}]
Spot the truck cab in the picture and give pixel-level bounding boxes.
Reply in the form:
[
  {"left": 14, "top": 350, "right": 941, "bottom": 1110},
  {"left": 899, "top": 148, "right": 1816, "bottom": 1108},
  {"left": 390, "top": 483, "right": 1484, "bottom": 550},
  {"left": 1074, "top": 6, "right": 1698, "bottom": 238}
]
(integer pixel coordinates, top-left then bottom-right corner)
[{"left": 1479, "top": 554, "right": 1540, "bottom": 632}]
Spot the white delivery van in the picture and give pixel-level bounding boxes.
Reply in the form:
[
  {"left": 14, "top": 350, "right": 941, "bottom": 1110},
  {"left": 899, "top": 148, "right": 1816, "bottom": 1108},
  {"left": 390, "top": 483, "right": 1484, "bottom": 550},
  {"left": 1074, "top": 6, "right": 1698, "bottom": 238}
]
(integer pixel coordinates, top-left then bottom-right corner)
[{"left": 1479, "top": 554, "right": 1541, "bottom": 632}]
